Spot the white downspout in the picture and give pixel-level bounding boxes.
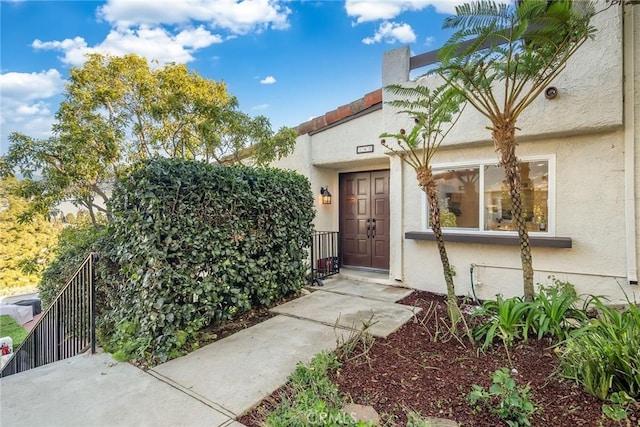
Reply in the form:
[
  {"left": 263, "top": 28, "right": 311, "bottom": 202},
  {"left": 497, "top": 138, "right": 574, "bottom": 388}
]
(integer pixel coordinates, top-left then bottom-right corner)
[{"left": 623, "top": 3, "right": 638, "bottom": 284}]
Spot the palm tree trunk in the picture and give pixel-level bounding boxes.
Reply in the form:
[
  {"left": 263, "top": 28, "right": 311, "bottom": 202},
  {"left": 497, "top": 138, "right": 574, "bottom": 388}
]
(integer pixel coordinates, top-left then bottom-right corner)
[
  {"left": 493, "top": 121, "right": 535, "bottom": 301},
  {"left": 417, "top": 166, "right": 463, "bottom": 327}
]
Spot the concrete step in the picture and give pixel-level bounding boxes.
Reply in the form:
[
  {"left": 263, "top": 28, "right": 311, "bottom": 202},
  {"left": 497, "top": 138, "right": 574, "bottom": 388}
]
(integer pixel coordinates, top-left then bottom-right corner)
[
  {"left": 271, "top": 290, "right": 420, "bottom": 338},
  {"left": 317, "top": 278, "right": 413, "bottom": 303},
  {"left": 336, "top": 268, "right": 398, "bottom": 286}
]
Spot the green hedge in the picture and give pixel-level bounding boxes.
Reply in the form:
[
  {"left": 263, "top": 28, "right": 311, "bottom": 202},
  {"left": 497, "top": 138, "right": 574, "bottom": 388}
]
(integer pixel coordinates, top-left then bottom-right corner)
[{"left": 101, "top": 159, "right": 314, "bottom": 363}]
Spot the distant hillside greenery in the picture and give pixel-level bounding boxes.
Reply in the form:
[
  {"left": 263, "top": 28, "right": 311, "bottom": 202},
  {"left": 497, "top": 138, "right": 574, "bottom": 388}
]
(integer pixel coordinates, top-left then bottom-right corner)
[{"left": 0, "top": 177, "right": 63, "bottom": 296}]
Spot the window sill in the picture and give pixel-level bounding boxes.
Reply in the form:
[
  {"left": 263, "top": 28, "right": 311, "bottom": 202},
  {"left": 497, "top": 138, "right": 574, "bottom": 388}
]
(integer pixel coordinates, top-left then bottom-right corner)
[{"left": 405, "top": 231, "right": 572, "bottom": 248}]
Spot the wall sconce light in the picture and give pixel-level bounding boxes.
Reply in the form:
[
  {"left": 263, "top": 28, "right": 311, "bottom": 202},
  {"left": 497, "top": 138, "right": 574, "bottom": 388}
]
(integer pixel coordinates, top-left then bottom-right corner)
[{"left": 320, "top": 187, "right": 332, "bottom": 205}]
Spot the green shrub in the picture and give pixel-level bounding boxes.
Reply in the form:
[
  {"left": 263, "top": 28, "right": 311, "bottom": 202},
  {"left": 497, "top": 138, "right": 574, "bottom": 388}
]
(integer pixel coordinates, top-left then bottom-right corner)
[
  {"left": 559, "top": 297, "right": 640, "bottom": 400},
  {"left": 525, "top": 279, "right": 586, "bottom": 341},
  {"left": 100, "top": 159, "right": 314, "bottom": 364},
  {"left": 471, "top": 295, "right": 532, "bottom": 350},
  {"left": 472, "top": 280, "right": 590, "bottom": 350},
  {"left": 39, "top": 224, "right": 108, "bottom": 307},
  {"left": 468, "top": 367, "right": 536, "bottom": 426},
  {"left": 266, "top": 352, "right": 363, "bottom": 427}
]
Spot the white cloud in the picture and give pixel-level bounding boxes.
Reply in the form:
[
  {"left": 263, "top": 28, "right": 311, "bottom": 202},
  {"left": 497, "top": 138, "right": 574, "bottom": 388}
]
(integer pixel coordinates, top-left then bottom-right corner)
[
  {"left": 32, "top": 26, "right": 223, "bottom": 66},
  {"left": 363, "top": 21, "right": 416, "bottom": 45},
  {"left": 0, "top": 69, "right": 64, "bottom": 100},
  {"left": 15, "top": 102, "right": 51, "bottom": 116},
  {"left": 260, "top": 75, "right": 276, "bottom": 84},
  {"left": 98, "top": 0, "right": 291, "bottom": 34},
  {"left": 32, "top": 37, "right": 95, "bottom": 66},
  {"left": 0, "top": 69, "right": 65, "bottom": 152},
  {"left": 175, "top": 26, "right": 224, "bottom": 49},
  {"left": 251, "top": 103, "right": 269, "bottom": 110},
  {"left": 424, "top": 35, "right": 435, "bottom": 47},
  {"left": 346, "top": 0, "right": 464, "bottom": 23}
]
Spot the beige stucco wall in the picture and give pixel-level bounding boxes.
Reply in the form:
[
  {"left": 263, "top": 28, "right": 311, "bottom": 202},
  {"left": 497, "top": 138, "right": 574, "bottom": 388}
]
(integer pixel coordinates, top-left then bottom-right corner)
[
  {"left": 271, "top": 1, "right": 638, "bottom": 302},
  {"left": 399, "top": 131, "right": 630, "bottom": 302},
  {"left": 383, "top": 4, "right": 624, "bottom": 148},
  {"left": 384, "top": 2, "right": 637, "bottom": 303},
  {"left": 272, "top": 110, "right": 387, "bottom": 233},
  {"left": 310, "top": 109, "right": 386, "bottom": 167}
]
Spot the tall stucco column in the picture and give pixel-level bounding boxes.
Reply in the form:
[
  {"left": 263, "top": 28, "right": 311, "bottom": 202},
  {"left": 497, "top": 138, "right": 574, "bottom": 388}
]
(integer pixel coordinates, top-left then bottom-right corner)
[
  {"left": 382, "top": 46, "right": 411, "bottom": 88},
  {"left": 382, "top": 46, "right": 411, "bottom": 282},
  {"left": 388, "top": 153, "right": 404, "bottom": 282}
]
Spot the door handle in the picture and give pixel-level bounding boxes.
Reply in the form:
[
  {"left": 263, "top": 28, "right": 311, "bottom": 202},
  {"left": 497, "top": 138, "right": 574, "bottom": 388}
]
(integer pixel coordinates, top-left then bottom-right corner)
[
  {"left": 371, "top": 218, "right": 376, "bottom": 238},
  {"left": 366, "top": 218, "right": 371, "bottom": 238}
]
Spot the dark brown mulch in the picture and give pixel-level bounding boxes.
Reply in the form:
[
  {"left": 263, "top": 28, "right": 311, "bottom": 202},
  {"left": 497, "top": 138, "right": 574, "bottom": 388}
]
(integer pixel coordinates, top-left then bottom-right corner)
[{"left": 240, "top": 290, "right": 640, "bottom": 426}]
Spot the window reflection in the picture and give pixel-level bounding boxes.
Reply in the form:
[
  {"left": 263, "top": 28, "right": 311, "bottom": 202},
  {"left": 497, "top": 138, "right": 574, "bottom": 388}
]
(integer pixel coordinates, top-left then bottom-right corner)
[
  {"left": 427, "top": 160, "right": 549, "bottom": 233},
  {"left": 432, "top": 167, "right": 480, "bottom": 229},
  {"left": 484, "top": 161, "right": 548, "bottom": 232}
]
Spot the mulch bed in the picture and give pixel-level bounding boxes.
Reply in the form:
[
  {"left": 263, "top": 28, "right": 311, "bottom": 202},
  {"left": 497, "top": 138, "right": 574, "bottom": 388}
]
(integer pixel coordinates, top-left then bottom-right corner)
[{"left": 240, "top": 290, "right": 639, "bottom": 426}]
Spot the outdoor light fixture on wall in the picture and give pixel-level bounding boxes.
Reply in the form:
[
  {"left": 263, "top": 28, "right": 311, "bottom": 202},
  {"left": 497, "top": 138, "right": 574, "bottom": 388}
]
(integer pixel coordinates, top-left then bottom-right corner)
[{"left": 320, "top": 187, "right": 332, "bottom": 205}]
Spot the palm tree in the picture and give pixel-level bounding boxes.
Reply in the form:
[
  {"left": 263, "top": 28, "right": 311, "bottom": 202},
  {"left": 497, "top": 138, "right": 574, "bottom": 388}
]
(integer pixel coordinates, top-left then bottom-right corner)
[
  {"left": 381, "top": 85, "right": 467, "bottom": 330},
  {"left": 436, "top": 0, "right": 596, "bottom": 300}
]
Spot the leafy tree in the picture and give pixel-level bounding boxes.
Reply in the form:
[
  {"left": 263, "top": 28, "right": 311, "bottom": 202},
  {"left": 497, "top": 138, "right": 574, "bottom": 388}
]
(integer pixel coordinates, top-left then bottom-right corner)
[
  {"left": 381, "top": 85, "right": 468, "bottom": 331},
  {"left": 436, "top": 0, "right": 596, "bottom": 300},
  {"left": 38, "top": 223, "right": 107, "bottom": 306},
  {"left": 0, "top": 177, "right": 62, "bottom": 296},
  {"left": 2, "top": 53, "right": 296, "bottom": 226}
]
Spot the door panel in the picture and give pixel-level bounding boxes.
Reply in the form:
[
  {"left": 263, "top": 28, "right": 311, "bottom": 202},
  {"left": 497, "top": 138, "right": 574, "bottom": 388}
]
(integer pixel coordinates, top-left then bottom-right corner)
[
  {"left": 340, "top": 170, "right": 390, "bottom": 270},
  {"left": 370, "top": 170, "right": 390, "bottom": 269},
  {"left": 340, "top": 172, "right": 372, "bottom": 267}
]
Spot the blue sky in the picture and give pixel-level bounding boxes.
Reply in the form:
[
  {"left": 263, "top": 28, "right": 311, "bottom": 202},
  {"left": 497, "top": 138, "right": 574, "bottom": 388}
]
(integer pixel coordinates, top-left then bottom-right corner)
[{"left": 0, "top": 0, "right": 462, "bottom": 154}]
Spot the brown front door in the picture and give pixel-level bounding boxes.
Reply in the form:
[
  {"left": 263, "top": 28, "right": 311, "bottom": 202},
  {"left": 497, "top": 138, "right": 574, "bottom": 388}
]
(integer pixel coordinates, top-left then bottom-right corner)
[{"left": 340, "top": 170, "right": 390, "bottom": 270}]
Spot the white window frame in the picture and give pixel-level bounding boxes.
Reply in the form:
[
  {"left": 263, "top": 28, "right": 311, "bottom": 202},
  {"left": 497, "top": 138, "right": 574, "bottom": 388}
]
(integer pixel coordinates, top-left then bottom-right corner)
[{"left": 422, "top": 155, "right": 556, "bottom": 236}]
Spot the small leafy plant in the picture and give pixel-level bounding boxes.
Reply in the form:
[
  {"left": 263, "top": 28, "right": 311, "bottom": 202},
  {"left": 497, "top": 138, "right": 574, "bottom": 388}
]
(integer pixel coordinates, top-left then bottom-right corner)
[
  {"left": 266, "top": 352, "right": 369, "bottom": 427},
  {"left": 468, "top": 367, "right": 536, "bottom": 426},
  {"left": 471, "top": 295, "right": 532, "bottom": 364},
  {"left": 559, "top": 296, "right": 640, "bottom": 400},
  {"left": 525, "top": 278, "right": 586, "bottom": 341},
  {"left": 472, "top": 296, "right": 531, "bottom": 348},
  {"left": 601, "top": 391, "right": 639, "bottom": 424}
]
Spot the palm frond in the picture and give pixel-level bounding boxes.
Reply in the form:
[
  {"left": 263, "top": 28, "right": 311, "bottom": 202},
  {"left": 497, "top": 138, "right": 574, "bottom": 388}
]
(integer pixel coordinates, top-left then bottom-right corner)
[
  {"left": 382, "top": 83, "right": 466, "bottom": 168},
  {"left": 444, "top": 1, "right": 512, "bottom": 31},
  {"left": 438, "top": 0, "right": 596, "bottom": 119}
]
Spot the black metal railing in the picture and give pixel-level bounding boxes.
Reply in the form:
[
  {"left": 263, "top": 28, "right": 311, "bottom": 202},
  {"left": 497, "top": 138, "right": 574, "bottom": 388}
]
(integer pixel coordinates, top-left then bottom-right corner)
[
  {"left": 1, "top": 253, "right": 98, "bottom": 377},
  {"left": 310, "top": 231, "right": 340, "bottom": 285}
]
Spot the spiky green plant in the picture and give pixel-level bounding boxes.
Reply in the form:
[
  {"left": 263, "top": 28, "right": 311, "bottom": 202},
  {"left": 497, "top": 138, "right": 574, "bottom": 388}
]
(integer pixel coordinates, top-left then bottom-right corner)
[
  {"left": 380, "top": 85, "right": 467, "bottom": 333},
  {"left": 436, "top": 0, "right": 597, "bottom": 300}
]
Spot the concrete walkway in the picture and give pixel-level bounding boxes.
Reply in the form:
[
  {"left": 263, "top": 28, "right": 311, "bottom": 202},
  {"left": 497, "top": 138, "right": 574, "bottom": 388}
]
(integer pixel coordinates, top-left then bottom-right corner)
[{"left": 0, "top": 278, "right": 417, "bottom": 427}]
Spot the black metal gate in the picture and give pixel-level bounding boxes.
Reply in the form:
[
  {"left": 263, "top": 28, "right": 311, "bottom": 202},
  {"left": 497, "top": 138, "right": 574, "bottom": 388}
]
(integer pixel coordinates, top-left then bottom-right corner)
[{"left": 310, "top": 231, "right": 339, "bottom": 285}]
